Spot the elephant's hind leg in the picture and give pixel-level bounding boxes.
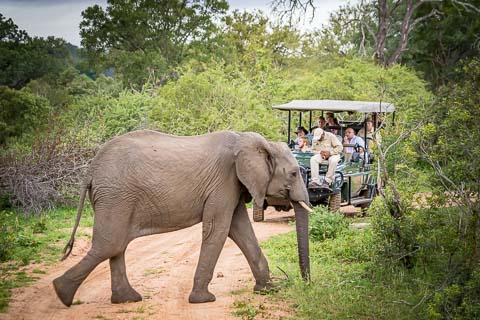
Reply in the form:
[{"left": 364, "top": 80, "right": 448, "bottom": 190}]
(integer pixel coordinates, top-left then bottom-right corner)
[
  {"left": 110, "top": 250, "right": 142, "bottom": 304},
  {"left": 188, "top": 198, "right": 236, "bottom": 303},
  {"left": 53, "top": 250, "right": 107, "bottom": 307}
]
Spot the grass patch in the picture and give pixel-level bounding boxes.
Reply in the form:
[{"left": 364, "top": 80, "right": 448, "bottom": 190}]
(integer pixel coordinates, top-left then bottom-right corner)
[
  {"left": 32, "top": 269, "right": 46, "bottom": 274},
  {"left": 143, "top": 268, "right": 165, "bottom": 276},
  {"left": 0, "top": 270, "right": 38, "bottom": 312},
  {"left": 261, "top": 228, "right": 432, "bottom": 319},
  {"left": 0, "top": 206, "right": 94, "bottom": 312},
  {"left": 72, "top": 299, "right": 84, "bottom": 305},
  {"left": 232, "top": 300, "right": 262, "bottom": 319}
]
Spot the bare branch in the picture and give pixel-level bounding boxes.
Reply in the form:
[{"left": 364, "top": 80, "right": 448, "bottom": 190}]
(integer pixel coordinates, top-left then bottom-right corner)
[
  {"left": 410, "top": 8, "right": 442, "bottom": 30},
  {"left": 451, "top": 0, "right": 480, "bottom": 13},
  {"left": 0, "top": 134, "right": 95, "bottom": 215}
]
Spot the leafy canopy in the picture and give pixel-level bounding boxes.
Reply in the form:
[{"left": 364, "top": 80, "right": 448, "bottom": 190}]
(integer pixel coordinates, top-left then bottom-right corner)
[
  {"left": 0, "top": 14, "right": 72, "bottom": 89},
  {"left": 80, "top": 0, "right": 229, "bottom": 87}
]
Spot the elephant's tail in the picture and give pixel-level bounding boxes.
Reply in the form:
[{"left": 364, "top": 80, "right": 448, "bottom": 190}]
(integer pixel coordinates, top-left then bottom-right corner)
[{"left": 60, "top": 178, "right": 91, "bottom": 261}]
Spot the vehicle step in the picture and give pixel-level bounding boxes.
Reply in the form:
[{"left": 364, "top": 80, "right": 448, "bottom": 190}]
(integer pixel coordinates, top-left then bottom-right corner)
[{"left": 350, "top": 197, "right": 371, "bottom": 206}]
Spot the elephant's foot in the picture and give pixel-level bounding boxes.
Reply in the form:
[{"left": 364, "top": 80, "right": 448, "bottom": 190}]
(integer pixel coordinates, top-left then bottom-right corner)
[
  {"left": 253, "top": 279, "right": 280, "bottom": 295},
  {"left": 53, "top": 275, "right": 79, "bottom": 307},
  {"left": 111, "top": 287, "right": 142, "bottom": 304},
  {"left": 188, "top": 290, "right": 216, "bottom": 303}
]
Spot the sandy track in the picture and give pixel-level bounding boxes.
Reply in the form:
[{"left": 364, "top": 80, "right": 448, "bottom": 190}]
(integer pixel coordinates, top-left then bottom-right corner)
[{"left": 1, "top": 209, "right": 295, "bottom": 320}]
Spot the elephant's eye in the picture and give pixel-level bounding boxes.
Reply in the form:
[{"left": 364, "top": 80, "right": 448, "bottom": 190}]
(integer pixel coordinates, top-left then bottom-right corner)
[{"left": 291, "top": 171, "right": 297, "bottom": 177}]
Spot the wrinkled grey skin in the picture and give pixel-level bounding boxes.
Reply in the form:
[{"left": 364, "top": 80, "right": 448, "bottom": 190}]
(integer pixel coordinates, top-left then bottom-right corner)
[{"left": 53, "top": 130, "right": 310, "bottom": 306}]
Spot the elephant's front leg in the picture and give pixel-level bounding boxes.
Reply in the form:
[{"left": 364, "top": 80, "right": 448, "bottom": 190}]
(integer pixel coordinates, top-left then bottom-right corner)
[
  {"left": 228, "top": 197, "right": 271, "bottom": 292},
  {"left": 188, "top": 200, "right": 235, "bottom": 303}
]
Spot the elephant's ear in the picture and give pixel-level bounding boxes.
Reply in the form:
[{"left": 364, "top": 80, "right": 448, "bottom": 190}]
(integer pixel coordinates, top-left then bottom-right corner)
[{"left": 235, "top": 133, "right": 275, "bottom": 207}]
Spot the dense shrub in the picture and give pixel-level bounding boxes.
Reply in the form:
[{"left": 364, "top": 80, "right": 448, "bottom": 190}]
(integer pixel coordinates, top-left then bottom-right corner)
[
  {"left": 0, "top": 86, "right": 51, "bottom": 145},
  {"left": 0, "top": 132, "right": 94, "bottom": 215},
  {"left": 309, "top": 205, "right": 349, "bottom": 241},
  {"left": 149, "top": 63, "right": 282, "bottom": 140},
  {"left": 0, "top": 210, "right": 38, "bottom": 263}
]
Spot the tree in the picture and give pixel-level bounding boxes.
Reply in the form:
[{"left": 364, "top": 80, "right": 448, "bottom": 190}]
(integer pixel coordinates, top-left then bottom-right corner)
[
  {"left": 0, "top": 86, "right": 50, "bottom": 145},
  {"left": 271, "top": 0, "right": 478, "bottom": 69},
  {"left": 79, "top": 0, "right": 229, "bottom": 87},
  {"left": 404, "top": 0, "right": 480, "bottom": 86},
  {"left": 0, "top": 14, "right": 72, "bottom": 89},
  {"left": 219, "top": 10, "right": 302, "bottom": 74}
]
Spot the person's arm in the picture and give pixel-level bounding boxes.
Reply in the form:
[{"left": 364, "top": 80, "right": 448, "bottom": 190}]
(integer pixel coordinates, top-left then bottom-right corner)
[{"left": 330, "top": 135, "right": 343, "bottom": 155}]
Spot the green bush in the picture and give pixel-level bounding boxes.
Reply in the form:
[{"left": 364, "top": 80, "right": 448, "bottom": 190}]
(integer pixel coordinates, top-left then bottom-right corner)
[
  {"left": 0, "top": 210, "right": 38, "bottom": 264},
  {"left": 427, "top": 267, "right": 480, "bottom": 320},
  {"left": 0, "top": 86, "right": 51, "bottom": 145},
  {"left": 309, "top": 205, "right": 349, "bottom": 242},
  {"left": 149, "top": 63, "right": 282, "bottom": 140}
]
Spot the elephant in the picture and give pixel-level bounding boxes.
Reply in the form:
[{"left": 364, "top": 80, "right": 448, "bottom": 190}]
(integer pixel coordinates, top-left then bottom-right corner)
[{"left": 53, "top": 130, "right": 312, "bottom": 307}]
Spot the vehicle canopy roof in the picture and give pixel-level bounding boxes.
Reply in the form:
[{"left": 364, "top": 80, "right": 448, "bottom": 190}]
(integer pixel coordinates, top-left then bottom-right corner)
[{"left": 272, "top": 99, "right": 395, "bottom": 113}]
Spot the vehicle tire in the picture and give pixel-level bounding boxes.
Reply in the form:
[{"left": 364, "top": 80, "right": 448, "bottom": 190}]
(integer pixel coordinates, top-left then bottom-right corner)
[
  {"left": 328, "top": 193, "right": 341, "bottom": 212},
  {"left": 253, "top": 203, "right": 265, "bottom": 222}
]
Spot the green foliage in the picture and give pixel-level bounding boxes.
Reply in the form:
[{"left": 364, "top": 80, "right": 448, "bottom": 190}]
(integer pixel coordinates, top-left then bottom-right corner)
[
  {"left": 417, "top": 58, "right": 480, "bottom": 193},
  {"left": 263, "top": 225, "right": 424, "bottom": 319},
  {"left": 407, "top": 57, "right": 480, "bottom": 320},
  {"left": 0, "top": 86, "right": 51, "bottom": 145},
  {"left": 309, "top": 205, "right": 349, "bottom": 242},
  {"left": 277, "top": 58, "right": 433, "bottom": 108},
  {"left": 0, "top": 207, "right": 94, "bottom": 311},
  {"left": 232, "top": 300, "right": 260, "bottom": 319},
  {"left": 428, "top": 268, "right": 480, "bottom": 320},
  {"left": 0, "top": 211, "right": 38, "bottom": 264},
  {"left": 405, "top": 0, "right": 480, "bottom": 86},
  {"left": 0, "top": 207, "right": 93, "bottom": 264},
  {"left": 106, "top": 49, "right": 168, "bottom": 89},
  {"left": 0, "top": 14, "right": 72, "bottom": 89},
  {"left": 80, "top": 0, "right": 229, "bottom": 87},
  {"left": 220, "top": 10, "right": 302, "bottom": 76},
  {"left": 149, "top": 62, "right": 282, "bottom": 139}
]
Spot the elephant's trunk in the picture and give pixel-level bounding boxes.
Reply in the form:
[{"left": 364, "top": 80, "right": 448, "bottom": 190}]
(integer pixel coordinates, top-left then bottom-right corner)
[{"left": 292, "top": 201, "right": 310, "bottom": 281}]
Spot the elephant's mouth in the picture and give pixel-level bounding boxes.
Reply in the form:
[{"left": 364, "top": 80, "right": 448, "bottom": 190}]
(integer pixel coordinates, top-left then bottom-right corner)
[{"left": 279, "top": 189, "right": 289, "bottom": 199}]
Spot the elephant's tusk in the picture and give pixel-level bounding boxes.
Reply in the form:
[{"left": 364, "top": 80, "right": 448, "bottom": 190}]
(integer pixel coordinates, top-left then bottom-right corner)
[{"left": 295, "top": 201, "right": 314, "bottom": 213}]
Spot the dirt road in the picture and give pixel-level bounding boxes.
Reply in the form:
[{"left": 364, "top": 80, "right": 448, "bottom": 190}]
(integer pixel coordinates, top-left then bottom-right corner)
[{"left": 2, "top": 209, "right": 296, "bottom": 320}]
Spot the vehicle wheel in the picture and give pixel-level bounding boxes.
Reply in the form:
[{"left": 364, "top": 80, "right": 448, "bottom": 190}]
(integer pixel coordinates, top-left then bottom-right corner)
[
  {"left": 253, "top": 203, "right": 265, "bottom": 222},
  {"left": 328, "top": 193, "right": 341, "bottom": 212}
]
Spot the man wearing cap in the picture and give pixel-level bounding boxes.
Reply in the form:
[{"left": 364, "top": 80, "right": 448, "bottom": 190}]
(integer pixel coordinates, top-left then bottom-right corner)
[{"left": 309, "top": 127, "right": 343, "bottom": 189}]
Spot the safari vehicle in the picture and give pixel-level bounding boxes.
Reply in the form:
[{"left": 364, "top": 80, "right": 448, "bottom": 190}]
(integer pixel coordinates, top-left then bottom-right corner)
[{"left": 253, "top": 99, "right": 395, "bottom": 222}]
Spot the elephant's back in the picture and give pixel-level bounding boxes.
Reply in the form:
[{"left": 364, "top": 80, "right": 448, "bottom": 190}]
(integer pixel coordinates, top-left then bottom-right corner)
[
  {"left": 87, "top": 129, "right": 238, "bottom": 200},
  {"left": 92, "top": 129, "right": 237, "bottom": 163}
]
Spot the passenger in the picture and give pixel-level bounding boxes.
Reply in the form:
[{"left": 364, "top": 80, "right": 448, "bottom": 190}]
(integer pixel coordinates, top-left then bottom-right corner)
[
  {"left": 318, "top": 116, "right": 326, "bottom": 129},
  {"left": 328, "top": 126, "right": 343, "bottom": 143},
  {"left": 358, "top": 118, "right": 382, "bottom": 152},
  {"left": 294, "top": 126, "right": 309, "bottom": 144},
  {"left": 297, "top": 136, "right": 311, "bottom": 153},
  {"left": 309, "top": 116, "right": 326, "bottom": 133},
  {"left": 326, "top": 114, "right": 336, "bottom": 127},
  {"left": 308, "top": 128, "right": 343, "bottom": 189},
  {"left": 343, "top": 127, "right": 366, "bottom": 153},
  {"left": 343, "top": 127, "right": 367, "bottom": 162}
]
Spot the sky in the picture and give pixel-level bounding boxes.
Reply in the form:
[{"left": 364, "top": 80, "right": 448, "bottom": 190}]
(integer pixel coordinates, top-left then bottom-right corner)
[{"left": 0, "top": 0, "right": 354, "bottom": 47}]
